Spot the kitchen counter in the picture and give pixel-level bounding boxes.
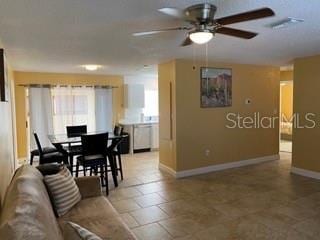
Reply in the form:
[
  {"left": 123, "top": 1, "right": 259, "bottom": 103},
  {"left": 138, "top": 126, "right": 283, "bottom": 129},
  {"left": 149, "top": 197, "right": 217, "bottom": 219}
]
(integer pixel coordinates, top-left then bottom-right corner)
[
  {"left": 119, "top": 120, "right": 159, "bottom": 125},
  {"left": 118, "top": 120, "right": 159, "bottom": 154}
]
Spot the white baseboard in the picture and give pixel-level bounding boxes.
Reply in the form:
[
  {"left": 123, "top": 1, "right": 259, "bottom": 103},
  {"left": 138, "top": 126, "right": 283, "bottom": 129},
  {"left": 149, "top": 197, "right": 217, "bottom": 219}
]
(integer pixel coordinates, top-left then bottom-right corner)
[
  {"left": 291, "top": 167, "right": 320, "bottom": 180},
  {"left": 159, "top": 154, "right": 279, "bottom": 179}
]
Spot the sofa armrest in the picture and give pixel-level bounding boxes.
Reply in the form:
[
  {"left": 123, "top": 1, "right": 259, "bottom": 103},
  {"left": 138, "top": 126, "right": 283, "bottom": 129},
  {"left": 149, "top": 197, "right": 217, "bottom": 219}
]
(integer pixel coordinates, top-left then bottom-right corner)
[{"left": 75, "top": 176, "right": 102, "bottom": 198}]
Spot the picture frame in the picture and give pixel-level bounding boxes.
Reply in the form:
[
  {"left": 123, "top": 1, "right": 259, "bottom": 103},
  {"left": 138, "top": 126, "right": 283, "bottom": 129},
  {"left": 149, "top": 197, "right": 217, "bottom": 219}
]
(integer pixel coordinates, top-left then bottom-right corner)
[
  {"left": 0, "top": 49, "right": 9, "bottom": 102},
  {"left": 200, "top": 67, "right": 232, "bottom": 108}
]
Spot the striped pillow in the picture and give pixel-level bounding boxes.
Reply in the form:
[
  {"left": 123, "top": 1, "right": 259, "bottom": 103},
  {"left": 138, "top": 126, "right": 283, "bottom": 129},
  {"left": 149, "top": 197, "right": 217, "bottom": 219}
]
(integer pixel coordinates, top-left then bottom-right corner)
[
  {"left": 64, "top": 222, "right": 103, "bottom": 240},
  {"left": 44, "top": 167, "right": 81, "bottom": 217}
]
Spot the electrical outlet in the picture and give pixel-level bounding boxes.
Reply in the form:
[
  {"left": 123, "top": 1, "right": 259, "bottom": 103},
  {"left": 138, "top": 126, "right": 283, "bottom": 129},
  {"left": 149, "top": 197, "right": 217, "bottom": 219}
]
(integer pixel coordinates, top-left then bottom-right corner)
[{"left": 205, "top": 149, "right": 210, "bottom": 157}]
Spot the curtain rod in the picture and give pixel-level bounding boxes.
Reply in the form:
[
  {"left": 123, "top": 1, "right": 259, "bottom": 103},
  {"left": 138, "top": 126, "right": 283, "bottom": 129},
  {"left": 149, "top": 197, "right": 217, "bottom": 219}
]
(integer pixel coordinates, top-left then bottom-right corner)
[{"left": 18, "top": 84, "right": 118, "bottom": 89}]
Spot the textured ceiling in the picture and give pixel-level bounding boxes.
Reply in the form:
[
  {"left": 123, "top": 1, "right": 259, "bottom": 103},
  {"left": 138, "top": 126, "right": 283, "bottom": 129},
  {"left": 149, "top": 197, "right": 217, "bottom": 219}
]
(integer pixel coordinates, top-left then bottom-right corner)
[{"left": 0, "top": 0, "right": 319, "bottom": 76}]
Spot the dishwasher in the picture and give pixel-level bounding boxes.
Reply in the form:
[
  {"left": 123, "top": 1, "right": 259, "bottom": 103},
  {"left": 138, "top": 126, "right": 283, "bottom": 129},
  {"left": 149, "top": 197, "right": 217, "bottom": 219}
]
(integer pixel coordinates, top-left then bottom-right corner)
[{"left": 133, "top": 124, "right": 152, "bottom": 153}]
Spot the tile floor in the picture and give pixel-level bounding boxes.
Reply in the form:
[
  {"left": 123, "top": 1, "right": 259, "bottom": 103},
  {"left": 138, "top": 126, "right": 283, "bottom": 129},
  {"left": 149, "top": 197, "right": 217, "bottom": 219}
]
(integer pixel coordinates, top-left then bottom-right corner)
[{"left": 107, "top": 152, "right": 320, "bottom": 240}]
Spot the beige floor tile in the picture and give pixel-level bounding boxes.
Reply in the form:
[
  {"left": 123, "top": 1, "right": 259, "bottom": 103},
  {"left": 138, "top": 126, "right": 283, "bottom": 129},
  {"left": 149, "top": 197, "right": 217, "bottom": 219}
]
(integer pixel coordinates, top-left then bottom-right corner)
[
  {"left": 130, "top": 206, "right": 169, "bottom": 225},
  {"left": 292, "top": 214, "right": 320, "bottom": 239},
  {"left": 108, "top": 187, "right": 142, "bottom": 202},
  {"left": 108, "top": 152, "right": 320, "bottom": 240},
  {"left": 159, "top": 215, "right": 206, "bottom": 238},
  {"left": 132, "top": 223, "right": 172, "bottom": 240},
  {"left": 120, "top": 213, "right": 140, "bottom": 228},
  {"left": 112, "top": 199, "right": 141, "bottom": 213},
  {"left": 270, "top": 203, "right": 318, "bottom": 221},
  {"left": 134, "top": 193, "right": 167, "bottom": 207},
  {"left": 157, "top": 189, "right": 191, "bottom": 201}
]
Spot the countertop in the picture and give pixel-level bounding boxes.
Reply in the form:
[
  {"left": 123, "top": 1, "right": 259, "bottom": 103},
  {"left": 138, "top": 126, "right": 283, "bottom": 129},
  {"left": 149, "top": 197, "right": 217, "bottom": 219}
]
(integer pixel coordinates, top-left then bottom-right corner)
[{"left": 119, "top": 119, "right": 159, "bottom": 126}]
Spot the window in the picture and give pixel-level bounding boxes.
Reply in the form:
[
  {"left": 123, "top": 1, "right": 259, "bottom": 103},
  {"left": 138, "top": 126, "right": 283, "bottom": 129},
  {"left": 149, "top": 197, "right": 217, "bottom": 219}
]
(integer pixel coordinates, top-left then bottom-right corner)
[
  {"left": 143, "top": 89, "right": 158, "bottom": 117},
  {"left": 51, "top": 87, "right": 95, "bottom": 134}
]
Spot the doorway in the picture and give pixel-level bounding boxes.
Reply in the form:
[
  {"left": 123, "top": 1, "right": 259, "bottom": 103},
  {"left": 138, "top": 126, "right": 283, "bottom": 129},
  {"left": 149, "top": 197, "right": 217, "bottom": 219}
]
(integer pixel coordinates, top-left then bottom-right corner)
[{"left": 280, "top": 81, "right": 293, "bottom": 153}]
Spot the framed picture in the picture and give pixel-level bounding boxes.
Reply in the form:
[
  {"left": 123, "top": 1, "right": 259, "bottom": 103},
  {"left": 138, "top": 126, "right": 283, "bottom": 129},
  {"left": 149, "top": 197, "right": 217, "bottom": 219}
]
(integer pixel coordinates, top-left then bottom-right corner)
[
  {"left": 200, "top": 67, "right": 232, "bottom": 108},
  {"left": 0, "top": 49, "right": 9, "bottom": 102}
]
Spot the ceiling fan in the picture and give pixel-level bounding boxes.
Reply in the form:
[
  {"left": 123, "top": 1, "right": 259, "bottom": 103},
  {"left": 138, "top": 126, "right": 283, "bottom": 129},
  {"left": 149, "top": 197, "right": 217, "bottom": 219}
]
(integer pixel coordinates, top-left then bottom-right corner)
[{"left": 133, "top": 3, "right": 275, "bottom": 46}]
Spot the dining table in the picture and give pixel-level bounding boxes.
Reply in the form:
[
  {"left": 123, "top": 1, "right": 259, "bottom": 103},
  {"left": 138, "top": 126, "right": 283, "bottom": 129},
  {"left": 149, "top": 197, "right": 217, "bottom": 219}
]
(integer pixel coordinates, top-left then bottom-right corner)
[{"left": 48, "top": 131, "right": 128, "bottom": 187}]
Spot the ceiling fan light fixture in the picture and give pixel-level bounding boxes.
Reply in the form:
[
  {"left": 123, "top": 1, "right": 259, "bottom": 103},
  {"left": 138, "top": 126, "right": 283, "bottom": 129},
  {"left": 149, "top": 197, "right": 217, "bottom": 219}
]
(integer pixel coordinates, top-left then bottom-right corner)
[{"left": 189, "top": 31, "right": 213, "bottom": 44}]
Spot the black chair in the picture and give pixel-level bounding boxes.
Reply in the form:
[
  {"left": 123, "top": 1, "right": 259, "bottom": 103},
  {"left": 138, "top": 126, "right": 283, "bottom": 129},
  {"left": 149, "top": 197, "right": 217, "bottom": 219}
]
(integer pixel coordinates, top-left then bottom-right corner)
[
  {"left": 66, "top": 125, "right": 87, "bottom": 175},
  {"left": 30, "top": 147, "right": 58, "bottom": 165},
  {"left": 76, "top": 133, "right": 117, "bottom": 195},
  {"left": 66, "top": 125, "right": 87, "bottom": 137},
  {"left": 33, "top": 133, "right": 68, "bottom": 166},
  {"left": 109, "top": 125, "right": 124, "bottom": 180}
]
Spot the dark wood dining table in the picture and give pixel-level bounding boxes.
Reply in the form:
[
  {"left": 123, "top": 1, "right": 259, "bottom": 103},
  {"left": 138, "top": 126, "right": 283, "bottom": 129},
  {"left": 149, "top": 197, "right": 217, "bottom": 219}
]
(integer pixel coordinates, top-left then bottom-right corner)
[{"left": 48, "top": 131, "right": 127, "bottom": 187}]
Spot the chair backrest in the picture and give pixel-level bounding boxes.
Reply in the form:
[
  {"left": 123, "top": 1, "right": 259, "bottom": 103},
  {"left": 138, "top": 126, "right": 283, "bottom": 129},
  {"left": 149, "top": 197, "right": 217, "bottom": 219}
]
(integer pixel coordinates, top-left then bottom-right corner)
[
  {"left": 113, "top": 125, "right": 124, "bottom": 136},
  {"left": 66, "top": 125, "right": 87, "bottom": 137},
  {"left": 33, "top": 132, "right": 43, "bottom": 155},
  {"left": 81, "top": 132, "right": 108, "bottom": 156}
]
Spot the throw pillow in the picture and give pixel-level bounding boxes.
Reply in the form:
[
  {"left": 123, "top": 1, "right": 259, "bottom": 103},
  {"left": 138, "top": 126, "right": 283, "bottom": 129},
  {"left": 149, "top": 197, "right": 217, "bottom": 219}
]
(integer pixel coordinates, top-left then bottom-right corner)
[
  {"left": 44, "top": 167, "right": 81, "bottom": 217},
  {"left": 63, "top": 221, "right": 103, "bottom": 240}
]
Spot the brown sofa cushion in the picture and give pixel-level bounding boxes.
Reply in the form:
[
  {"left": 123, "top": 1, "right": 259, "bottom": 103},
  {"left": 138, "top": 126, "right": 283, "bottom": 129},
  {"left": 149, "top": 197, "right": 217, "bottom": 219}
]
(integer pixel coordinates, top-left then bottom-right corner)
[
  {"left": 59, "top": 196, "right": 136, "bottom": 240},
  {"left": 0, "top": 165, "right": 63, "bottom": 240}
]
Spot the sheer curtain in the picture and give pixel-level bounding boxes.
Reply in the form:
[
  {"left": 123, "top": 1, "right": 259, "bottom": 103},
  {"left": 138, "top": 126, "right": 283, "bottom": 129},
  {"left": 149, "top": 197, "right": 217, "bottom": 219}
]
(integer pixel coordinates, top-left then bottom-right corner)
[
  {"left": 51, "top": 86, "right": 96, "bottom": 134},
  {"left": 95, "top": 88, "right": 113, "bottom": 132},
  {"left": 29, "top": 87, "right": 54, "bottom": 149}
]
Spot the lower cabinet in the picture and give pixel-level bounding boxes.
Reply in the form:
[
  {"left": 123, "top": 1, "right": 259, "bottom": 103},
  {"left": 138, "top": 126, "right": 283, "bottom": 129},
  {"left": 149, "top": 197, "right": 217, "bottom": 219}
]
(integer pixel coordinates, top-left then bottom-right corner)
[{"left": 151, "top": 124, "right": 159, "bottom": 150}]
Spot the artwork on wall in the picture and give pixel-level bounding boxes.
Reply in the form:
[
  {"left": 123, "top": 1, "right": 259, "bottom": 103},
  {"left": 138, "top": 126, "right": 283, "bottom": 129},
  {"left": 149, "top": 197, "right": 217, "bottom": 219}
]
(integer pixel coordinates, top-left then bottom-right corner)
[
  {"left": 0, "top": 49, "right": 9, "bottom": 102},
  {"left": 200, "top": 67, "right": 232, "bottom": 108}
]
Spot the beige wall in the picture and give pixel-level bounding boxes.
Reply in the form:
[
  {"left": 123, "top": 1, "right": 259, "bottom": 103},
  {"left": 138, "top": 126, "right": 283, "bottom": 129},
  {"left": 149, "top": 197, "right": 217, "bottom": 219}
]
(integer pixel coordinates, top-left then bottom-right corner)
[
  {"left": 159, "top": 59, "right": 280, "bottom": 172},
  {"left": 158, "top": 61, "right": 177, "bottom": 171},
  {"left": 0, "top": 45, "right": 17, "bottom": 208},
  {"left": 292, "top": 55, "right": 320, "bottom": 173},
  {"left": 281, "top": 83, "right": 293, "bottom": 121},
  {"left": 14, "top": 71, "right": 124, "bottom": 158},
  {"left": 280, "top": 70, "right": 293, "bottom": 81}
]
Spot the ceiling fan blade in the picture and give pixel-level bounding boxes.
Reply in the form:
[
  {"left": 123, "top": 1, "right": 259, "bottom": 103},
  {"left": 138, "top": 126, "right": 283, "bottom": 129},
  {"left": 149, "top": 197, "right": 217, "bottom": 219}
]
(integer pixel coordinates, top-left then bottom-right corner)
[
  {"left": 216, "top": 8, "right": 275, "bottom": 25},
  {"left": 216, "top": 27, "right": 258, "bottom": 39},
  {"left": 158, "top": 8, "right": 186, "bottom": 19},
  {"left": 133, "top": 27, "right": 190, "bottom": 37},
  {"left": 181, "top": 36, "right": 193, "bottom": 46}
]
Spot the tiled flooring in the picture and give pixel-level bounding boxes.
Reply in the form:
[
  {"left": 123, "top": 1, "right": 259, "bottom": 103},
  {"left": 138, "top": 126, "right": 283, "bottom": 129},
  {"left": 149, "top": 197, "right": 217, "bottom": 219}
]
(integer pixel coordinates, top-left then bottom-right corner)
[{"left": 107, "top": 152, "right": 320, "bottom": 240}]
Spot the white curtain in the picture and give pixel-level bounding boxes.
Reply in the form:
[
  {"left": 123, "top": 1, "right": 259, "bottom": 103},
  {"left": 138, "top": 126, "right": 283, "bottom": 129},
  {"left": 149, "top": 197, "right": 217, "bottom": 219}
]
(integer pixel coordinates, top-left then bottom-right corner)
[
  {"left": 29, "top": 87, "right": 54, "bottom": 149},
  {"left": 95, "top": 88, "right": 113, "bottom": 132},
  {"left": 51, "top": 86, "right": 96, "bottom": 134}
]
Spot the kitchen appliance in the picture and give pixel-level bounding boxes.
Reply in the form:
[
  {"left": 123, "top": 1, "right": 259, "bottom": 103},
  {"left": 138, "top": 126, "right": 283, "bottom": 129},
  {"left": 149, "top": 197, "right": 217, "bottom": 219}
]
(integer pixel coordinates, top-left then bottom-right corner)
[{"left": 133, "top": 124, "right": 152, "bottom": 153}]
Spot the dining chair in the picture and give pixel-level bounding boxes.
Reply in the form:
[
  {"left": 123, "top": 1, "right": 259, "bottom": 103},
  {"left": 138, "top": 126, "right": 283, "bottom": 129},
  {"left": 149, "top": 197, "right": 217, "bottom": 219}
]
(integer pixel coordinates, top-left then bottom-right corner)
[
  {"left": 109, "top": 125, "right": 124, "bottom": 180},
  {"left": 30, "top": 146, "right": 58, "bottom": 165},
  {"left": 66, "top": 125, "right": 87, "bottom": 175},
  {"left": 76, "top": 132, "right": 117, "bottom": 195},
  {"left": 33, "top": 132, "right": 68, "bottom": 166}
]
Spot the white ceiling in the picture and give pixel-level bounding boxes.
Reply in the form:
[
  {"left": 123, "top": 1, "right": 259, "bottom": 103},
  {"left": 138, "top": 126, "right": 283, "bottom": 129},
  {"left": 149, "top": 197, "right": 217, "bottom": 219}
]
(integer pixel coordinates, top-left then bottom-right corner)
[{"left": 0, "top": 0, "right": 320, "bottom": 76}]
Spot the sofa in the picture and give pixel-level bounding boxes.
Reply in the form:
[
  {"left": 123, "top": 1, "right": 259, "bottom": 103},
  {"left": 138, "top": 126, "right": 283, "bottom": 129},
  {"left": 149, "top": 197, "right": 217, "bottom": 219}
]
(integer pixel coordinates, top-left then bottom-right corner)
[{"left": 0, "top": 165, "right": 136, "bottom": 240}]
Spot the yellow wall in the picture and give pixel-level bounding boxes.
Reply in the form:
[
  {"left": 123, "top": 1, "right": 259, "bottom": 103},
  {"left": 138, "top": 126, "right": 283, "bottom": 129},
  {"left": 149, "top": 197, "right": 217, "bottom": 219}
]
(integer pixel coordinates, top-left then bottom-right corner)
[
  {"left": 292, "top": 55, "right": 320, "bottom": 173},
  {"left": 159, "top": 59, "right": 280, "bottom": 172},
  {"left": 280, "top": 70, "right": 293, "bottom": 81},
  {"left": 14, "top": 71, "right": 124, "bottom": 158},
  {"left": 0, "top": 44, "right": 17, "bottom": 207},
  {"left": 158, "top": 61, "right": 177, "bottom": 170},
  {"left": 281, "top": 83, "right": 293, "bottom": 121}
]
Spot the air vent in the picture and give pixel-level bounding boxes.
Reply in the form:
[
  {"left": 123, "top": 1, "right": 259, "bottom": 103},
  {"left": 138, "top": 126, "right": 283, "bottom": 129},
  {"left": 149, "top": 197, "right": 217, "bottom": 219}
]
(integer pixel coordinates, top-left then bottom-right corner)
[{"left": 270, "top": 17, "right": 304, "bottom": 29}]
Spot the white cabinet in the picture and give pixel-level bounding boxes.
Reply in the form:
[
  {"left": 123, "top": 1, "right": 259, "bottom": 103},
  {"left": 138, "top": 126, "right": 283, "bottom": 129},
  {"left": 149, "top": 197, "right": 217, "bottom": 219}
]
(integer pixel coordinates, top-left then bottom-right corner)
[
  {"left": 151, "top": 124, "right": 159, "bottom": 149},
  {"left": 124, "top": 84, "right": 145, "bottom": 108}
]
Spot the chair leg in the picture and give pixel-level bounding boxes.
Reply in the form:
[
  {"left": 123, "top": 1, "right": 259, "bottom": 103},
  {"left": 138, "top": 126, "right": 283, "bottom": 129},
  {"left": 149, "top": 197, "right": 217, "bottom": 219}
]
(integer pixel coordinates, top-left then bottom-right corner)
[
  {"left": 75, "top": 162, "right": 79, "bottom": 177},
  {"left": 118, "top": 153, "right": 124, "bottom": 180},
  {"left": 107, "top": 154, "right": 118, "bottom": 187},
  {"left": 83, "top": 166, "right": 86, "bottom": 176},
  {"left": 30, "top": 153, "right": 35, "bottom": 165},
  {"left": 114, "top": 155, "right": 118, "bottom": 176},
  {"left": 104, "top": 162, "right": 109, "bottom": 195},
  {"left": 69, "top": 155, "right": 74, "bottom": 176}
]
